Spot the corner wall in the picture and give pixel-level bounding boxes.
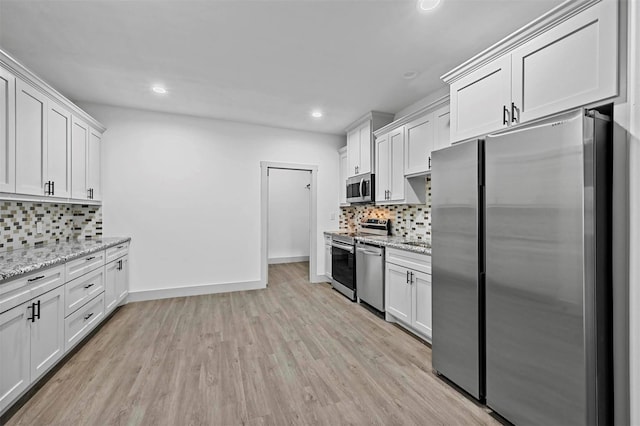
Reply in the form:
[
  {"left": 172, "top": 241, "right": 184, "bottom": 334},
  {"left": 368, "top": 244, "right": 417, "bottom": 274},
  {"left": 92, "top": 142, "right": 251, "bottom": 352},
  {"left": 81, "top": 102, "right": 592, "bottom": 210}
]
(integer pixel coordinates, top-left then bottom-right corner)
[{"left": 78, "top": 103, "right": 343, "bottom": 297}]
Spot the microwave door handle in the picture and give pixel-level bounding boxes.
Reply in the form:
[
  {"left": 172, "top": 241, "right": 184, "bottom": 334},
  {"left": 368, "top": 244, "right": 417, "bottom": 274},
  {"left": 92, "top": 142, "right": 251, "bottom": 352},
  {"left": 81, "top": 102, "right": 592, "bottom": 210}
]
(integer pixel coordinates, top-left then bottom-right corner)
[{"left": 360, "top": 178, "right": 364, "bottom": 198}]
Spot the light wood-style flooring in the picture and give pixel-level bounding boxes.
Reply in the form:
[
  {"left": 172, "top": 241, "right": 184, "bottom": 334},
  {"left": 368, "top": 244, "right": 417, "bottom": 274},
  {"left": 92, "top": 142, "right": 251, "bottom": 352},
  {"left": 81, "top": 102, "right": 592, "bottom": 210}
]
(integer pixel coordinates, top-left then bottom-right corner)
[{"left": 5, "top": 262, "right": 499, "bottom": 425}]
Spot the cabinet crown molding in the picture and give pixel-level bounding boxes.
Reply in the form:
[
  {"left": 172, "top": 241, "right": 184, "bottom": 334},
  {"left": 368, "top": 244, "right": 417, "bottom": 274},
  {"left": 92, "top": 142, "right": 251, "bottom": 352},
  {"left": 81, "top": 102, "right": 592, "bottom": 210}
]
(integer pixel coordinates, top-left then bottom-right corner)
[
  {"left": 373, "top": 95, "right": 449, "bottom": 137},
  {"left": 0, "top": 48, "right": 106, "bottom": 133},
  {"left": 441, "top": 0, "right": 603, "bottom": 84},
  {"left": 344, "top": 111, "right": 395, "bottom": 133}
]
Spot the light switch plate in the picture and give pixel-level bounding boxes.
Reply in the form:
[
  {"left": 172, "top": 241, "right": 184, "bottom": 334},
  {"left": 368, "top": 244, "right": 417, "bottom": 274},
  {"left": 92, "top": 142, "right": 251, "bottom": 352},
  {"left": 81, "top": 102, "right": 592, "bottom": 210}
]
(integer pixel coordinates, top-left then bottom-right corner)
[
  {"left": 330, "top": 212, "right": 336, "bottom": 220},
  {"left": 36, "top": 221, "right": 43, "bottom": 234}
]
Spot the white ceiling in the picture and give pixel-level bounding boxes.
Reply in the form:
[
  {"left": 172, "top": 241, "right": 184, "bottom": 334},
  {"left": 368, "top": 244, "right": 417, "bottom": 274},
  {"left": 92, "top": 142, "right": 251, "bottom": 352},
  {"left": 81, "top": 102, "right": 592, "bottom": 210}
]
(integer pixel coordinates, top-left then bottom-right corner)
[{"left": 0, "top": 0, "right": 564, "bottom": 135}]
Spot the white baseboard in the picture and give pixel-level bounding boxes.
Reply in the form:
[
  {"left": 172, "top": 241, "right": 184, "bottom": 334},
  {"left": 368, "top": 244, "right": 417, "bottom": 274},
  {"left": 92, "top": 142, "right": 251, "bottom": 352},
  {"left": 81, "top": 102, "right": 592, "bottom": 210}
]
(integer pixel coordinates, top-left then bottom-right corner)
[
  {"left": 268, "top": 255, "right": 310, "bottom": 264},
  {"left": 127, "top": 280, "right": 265, "bottom": 303}
]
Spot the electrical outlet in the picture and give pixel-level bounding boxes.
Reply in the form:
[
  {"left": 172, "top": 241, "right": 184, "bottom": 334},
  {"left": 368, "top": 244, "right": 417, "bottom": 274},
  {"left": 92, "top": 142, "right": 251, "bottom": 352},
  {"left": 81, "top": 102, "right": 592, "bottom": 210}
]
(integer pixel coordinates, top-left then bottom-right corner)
[{"left": 36, "top": 221, "right": 43, "bottom": 234}]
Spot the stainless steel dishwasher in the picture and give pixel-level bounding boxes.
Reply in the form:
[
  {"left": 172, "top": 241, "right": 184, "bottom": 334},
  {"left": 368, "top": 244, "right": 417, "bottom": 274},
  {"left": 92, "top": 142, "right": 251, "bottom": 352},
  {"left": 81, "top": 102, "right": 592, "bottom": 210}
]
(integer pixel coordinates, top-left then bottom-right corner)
[{"left": 356, "top": 241, "right": 384, "bottom": 312}]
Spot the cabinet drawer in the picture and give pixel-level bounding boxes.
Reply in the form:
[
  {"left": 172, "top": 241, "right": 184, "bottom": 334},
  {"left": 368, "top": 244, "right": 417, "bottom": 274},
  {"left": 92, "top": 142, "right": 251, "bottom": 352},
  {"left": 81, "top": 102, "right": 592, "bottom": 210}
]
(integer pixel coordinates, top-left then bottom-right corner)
[
  {"left": 386, "top": 248, "right": 431, "bottom": 274},
  {"left": 0, "top": 265, "right": 65, "bottom": 314},
  {"left": 106, "top": 242, "right": 128, "bottom": 263},
  {"left": 65, "top": 251, "right": 105, "bottom": 281},
  {"left": 64, "top": 292, "right": 104, "bottom": 352},
  {"left": 64, "top": 267, "right": 104, "bottom": 317}
]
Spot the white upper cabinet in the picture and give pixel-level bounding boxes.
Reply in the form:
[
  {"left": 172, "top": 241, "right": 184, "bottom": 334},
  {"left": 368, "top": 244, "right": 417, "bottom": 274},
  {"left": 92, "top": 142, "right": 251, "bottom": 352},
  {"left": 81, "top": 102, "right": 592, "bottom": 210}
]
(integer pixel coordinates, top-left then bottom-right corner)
[
  {"left": 15, "top": 80, "right": 47, "bottom": 196},
  {"left": 433, "top": 105, "right": 451, "bottom": 152},
  {"left": 71, "top": 117, "right": 88, "bottom": 200},
  {"left": 443, "top": 0, "right": 619, "bottom": 143},
  {"left": 510, "top": 0, "right": 618, "bottom": 124},
  {"left": 339, "top": 146, "right": 349, "bottom": 206},
  {"left": 46, "top": 103, "right": 72, "bottom": 198},
  {"left": 345, "top": 111, "right": 394, "bottom": 178},
  {"left": 404, "top": 113, "right": 435, "bottom": 176},
  {"left": 375, "top": 133, "right": 390, "bottom": 203},
  {"left": 449, "top": 55, "right": 512, "bottom": 143},
  {"left": 389, "top": 127, "right": 405, "bottom": 202},
  {"left": 88, "top": 128, "right": 101, "bottom": 201},
  {"left": 0, "top": 68, "right": 15, "bottom": 193}
]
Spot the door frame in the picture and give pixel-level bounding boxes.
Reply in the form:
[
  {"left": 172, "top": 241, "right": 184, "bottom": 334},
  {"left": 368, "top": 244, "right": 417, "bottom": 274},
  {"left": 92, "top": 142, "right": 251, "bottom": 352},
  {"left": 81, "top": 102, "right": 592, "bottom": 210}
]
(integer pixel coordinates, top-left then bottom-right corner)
[{"left": 260, "top": 161, "right": 320, "bottom": 286}]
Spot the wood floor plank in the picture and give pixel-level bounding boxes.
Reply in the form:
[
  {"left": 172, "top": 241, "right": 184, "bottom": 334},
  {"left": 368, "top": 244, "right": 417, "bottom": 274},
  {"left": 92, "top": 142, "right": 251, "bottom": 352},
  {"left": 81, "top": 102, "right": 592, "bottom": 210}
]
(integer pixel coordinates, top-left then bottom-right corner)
[{"left": 3, "top": 262, "right": 500, "bottom": 426}]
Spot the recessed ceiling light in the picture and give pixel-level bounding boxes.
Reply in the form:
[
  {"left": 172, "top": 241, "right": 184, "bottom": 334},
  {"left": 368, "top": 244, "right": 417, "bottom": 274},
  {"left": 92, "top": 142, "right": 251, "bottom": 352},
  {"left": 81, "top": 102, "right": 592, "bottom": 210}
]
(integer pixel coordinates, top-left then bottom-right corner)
[
  {"left": 403, "top": 71, "right": 419, "bottom": 80},
  {"left": 152, "top": 85, "right": 167, "bottom": 94},
  {"left": 311, "top": 110, "right": 323, "bottom": 118},
  {"left": 417, "top": 0, "right": 441, "bottom": 12}
]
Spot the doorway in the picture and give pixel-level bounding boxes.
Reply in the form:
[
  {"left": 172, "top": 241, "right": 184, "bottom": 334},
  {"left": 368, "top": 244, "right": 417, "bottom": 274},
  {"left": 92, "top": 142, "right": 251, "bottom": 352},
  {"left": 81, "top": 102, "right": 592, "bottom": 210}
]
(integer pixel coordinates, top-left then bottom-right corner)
[{"left": 260, "top": 162, "right": 319, "bottom": 286}]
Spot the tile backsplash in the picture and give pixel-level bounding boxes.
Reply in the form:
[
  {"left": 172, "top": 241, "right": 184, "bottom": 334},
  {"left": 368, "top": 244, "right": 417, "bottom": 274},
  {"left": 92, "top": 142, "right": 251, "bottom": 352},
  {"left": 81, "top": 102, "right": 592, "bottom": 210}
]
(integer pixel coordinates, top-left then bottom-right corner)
[
  {"left": 0, "top": 201, "right": 102, "bottom": 251},
  {"left": 340, "top": 176, "right": 431, "bottom": 240}
]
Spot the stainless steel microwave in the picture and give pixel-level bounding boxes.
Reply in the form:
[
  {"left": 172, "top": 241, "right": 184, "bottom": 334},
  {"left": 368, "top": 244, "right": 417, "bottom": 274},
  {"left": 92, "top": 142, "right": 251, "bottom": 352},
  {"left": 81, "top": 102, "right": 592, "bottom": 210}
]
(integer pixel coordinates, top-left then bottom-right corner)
[{"left": 346, "top": 173, "right": 374, "bottom": 204}]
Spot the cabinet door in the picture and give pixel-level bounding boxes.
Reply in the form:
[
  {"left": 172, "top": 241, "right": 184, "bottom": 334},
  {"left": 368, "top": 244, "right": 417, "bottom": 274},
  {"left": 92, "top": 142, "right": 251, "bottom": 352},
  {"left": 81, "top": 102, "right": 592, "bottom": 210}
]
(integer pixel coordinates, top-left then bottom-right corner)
[
  {"left": 116, "top": 256, "right": 129, "bottom": 302},
  {"left": 347, "top": 128, "right": 359, "bottom": 177},
  {"left": 105, "top": 261, "right": 118, "bottom": 313},
  {"left": 88, "top": 128, "right": 101, "bottom": 201},
  {"left": 47, "top": 103, "right": 72, "bottom": 198},
  {"left": 405, "top": 114, "right": 434, "bottom": 175},
  {"left": 374, "top": 133, "right": 389, "bottom": 202},
  {"left": 434, "top": 105, "right": 451, "bottom": 152},
  {"left": 358, "top": 121, "right": 372, "bottom": 175},
  {"left": 30, "top": 286, "right": 65, "bottom": 381},
  {"left": 16, "top": 80, "right": 47, "bottom": 196},
  {"left": 388, "top": 127, "right": 405, "bottom": 201},
  {"left": 385, "top": 263, "right": 412, "bottom": 324},
  {"left": 339, "top": 148, "right": 348, "bottom": 205},
  {"left": 0, "top": 302, "right": 30, "bottom": 414},
  {"left": 412, "top": 271, "right": 432, "bottom": 340},
  {"left": 0, "top": 68, "right": 15, "bottom": 193},
  {"left": 449, "top": 55, "right": 511, "bottom": 143},
  {"left": 511, "top": 1, "right": 617, "bottom": 124},
  {"left": 71, "top": 117, "right": 88, "bottom": 199},
  {"left": 324, "top": 244, "right": 332, "bottom": 279}
]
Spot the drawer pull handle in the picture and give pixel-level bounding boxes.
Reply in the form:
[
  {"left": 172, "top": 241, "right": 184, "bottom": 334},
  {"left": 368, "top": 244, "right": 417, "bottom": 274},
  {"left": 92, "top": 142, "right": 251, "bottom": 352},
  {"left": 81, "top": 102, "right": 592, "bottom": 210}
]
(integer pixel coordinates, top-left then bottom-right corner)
[
  {"left": 116, "top": 245, "right": 124, "bottom": 249},
  {"left": 84, "top": 312, "right": 94, "bottom": 321},
  {"left": 84, "top": 283, "right": 95, "bottom": 289},
  {"left": 28, "top": 275, "right": 45, "bottom": 282},
  {"left": 86, "top": 256, "right": 96, "bottom": 261}
]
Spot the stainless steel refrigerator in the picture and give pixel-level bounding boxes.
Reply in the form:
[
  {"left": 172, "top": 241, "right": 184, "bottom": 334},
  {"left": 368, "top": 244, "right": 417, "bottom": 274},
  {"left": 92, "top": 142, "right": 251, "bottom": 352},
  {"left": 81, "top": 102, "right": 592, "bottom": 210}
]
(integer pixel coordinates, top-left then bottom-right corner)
[{"left": 431, "top": 108, "right": 612, "bottom": 425}]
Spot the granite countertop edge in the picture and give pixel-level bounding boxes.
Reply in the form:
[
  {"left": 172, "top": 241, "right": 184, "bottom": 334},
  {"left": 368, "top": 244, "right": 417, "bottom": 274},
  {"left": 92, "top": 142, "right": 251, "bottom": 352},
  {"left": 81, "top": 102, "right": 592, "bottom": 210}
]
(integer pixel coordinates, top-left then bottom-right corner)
[
  {"left": 0, "top": 237, "right": 132, "bottom": 283},
  {"left": 324, "top": 231, "right": 431, "bottom": 255}
]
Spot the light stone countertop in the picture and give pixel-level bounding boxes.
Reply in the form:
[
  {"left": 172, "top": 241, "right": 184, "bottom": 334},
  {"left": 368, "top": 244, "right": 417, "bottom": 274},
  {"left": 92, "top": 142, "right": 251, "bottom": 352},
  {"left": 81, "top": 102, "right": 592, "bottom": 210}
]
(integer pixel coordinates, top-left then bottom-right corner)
[
  {"left": 323, "top": 231, "right": 431, "bottom": 255},
  {"left": 0, "top": 237, "right": 131, "bottom": 283}
]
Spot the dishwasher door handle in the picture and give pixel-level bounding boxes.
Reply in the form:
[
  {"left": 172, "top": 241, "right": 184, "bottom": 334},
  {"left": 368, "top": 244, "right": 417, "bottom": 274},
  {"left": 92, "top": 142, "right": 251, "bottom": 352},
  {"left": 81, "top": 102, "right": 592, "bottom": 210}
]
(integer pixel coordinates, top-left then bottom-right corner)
[{"left": 356, "top": 248, "right": 382, "bottom": 256}]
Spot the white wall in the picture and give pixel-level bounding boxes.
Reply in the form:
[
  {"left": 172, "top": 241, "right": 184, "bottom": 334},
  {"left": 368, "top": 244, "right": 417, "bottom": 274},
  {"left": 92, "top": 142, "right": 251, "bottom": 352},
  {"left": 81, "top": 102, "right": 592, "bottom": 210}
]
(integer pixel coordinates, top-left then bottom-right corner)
[
  {"left": 79, "top": 103, "right": 343, "bottom": 297},
  {"left": 268, "top": 168, "right": 310, "bottom": 262}
]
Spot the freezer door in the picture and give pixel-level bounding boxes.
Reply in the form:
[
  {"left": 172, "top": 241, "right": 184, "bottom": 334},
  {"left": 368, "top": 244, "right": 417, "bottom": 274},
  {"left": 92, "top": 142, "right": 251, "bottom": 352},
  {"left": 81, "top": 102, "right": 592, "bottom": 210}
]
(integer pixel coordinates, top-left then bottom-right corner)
[
  {"left": 431, "top": 139, "right": 483, "bottom": 400},
  {"left": 485, "top": 110, "right": 587, "bottom": 425}
]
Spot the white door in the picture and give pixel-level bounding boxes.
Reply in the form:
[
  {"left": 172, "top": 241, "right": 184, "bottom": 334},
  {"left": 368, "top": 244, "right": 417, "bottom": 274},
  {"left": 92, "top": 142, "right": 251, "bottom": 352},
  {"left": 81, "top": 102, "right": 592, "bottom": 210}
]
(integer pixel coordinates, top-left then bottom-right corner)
[
  {"left": 0, "top": 302, "right": 30, "bottom": 413},
  {"left": 0, "top": 68, "right": 15, "bottom": 193},
  {"left": 71, "top": 117, "right": 88, "bottom": 199},
  {"left": 412, "top": 270, "right": 432, "bottom": 340},
  {"left": 388, "top": 127, "right": 405, "bottom": 202},
  {"left": 434, "top": 105, "right": 451, "bottom": 152},
  {"left": 47, "top": 103, "right": 71, "bottom": 198},
  {"left": 375, "top": 134, "right": 389, "bottom": 202},
  {"left": 347, "top": 128, "right": 359, "bottom": 177},
  {"left": 404, "top": 114, "right": 434, "bottom": 175},
  {"left": 105, "top": 261, "right": 118, "bottom": 313},
  {"left": 16, "top": 80, "right": 47, "bottom": 196},
  {"left": 30, "top": 286, "right": 65, "bottom": 381},
  {"left": 449, "top": 55, "right": 511, "bottom": 143},
  {"left": 358, "top": 122, "right": 372, "bottom": 175},
  {"left": 117, "top": 256, "right": 129, "bottom": 302},
  {"left": 88, "top": 128, "right": 101, "bottom": 200},
  {"left": 511, "top": 1, "right": 617, "bottom": 124},
  {"left": 385, "top": 263, "right": 412, "bottom": 324}
]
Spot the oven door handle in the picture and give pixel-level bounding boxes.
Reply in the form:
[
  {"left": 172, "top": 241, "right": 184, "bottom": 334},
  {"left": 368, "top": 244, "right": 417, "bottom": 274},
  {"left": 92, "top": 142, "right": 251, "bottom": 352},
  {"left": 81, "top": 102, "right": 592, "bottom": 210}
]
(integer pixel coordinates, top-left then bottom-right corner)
[{"left": 331, "top": 242, "right": 354, "bottom": 253}]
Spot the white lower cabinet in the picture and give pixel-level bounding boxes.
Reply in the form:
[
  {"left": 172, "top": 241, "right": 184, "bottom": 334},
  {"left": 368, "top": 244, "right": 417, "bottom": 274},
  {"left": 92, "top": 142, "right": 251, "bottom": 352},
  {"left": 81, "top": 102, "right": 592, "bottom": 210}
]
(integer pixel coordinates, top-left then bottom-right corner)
[
  {"left": 30, "top": 286, "right": 65, "bottom": 381},
  {"left": 324, "top": 235, "right": 332, "bottom": 280},
  {"left": 105, "top": 253, "right": 129, "bottom": 314},
  {"left": 64, "top": 293, "right": 104, "bottom": 352},
  {"left": 0, "top": 302, "right": 30, "bottom": 414},
  {"left": 385, "top": 248, "right": 432, "bottom": 341}
]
